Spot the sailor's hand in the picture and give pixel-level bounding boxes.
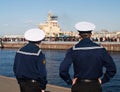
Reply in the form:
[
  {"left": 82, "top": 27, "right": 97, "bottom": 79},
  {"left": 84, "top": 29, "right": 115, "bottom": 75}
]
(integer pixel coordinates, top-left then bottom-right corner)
[
  {"left": 41, "top": 90, "right": 45, "bottom": 92},
  {"left": 72, "top": 78, "right": 77, "bottom": 85},
  {"left": 98, "top": 78, "right": 102, "bottom": 84}
]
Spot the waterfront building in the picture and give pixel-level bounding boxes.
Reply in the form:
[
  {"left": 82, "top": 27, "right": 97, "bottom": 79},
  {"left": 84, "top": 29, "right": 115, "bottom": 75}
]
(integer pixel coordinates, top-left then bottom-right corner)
[
  {"left": 2, "top": 35, "right": 25, "bottom": 42},
  {"left": 92, "top": 31, "right": 120, "bottom": 42}
]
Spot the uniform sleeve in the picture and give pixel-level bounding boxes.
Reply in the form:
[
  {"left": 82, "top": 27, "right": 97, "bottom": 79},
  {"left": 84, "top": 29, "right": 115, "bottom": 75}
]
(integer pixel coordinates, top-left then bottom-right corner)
[
  {"left": 13, "top": 53, "right": 18, "bottom": 76},
  {"left": 59, "top": 49, "right": 73, "bottom": 85},
  {"left": 13, "top": 54, "right": 17, "bottom": 74},
  {"left": 101, "top": 49, "right": 117, "bottom": 84},
  {"left": 37, "top": 53, "right": 47, "bottom": 90}
]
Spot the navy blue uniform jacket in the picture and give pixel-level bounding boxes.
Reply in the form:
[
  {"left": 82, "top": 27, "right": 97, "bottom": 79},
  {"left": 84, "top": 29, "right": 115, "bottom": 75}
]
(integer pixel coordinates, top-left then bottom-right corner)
[
  {"left": 59, "top": 38, "right": 116, "bottom": 85},
  {"left": 13, "top": 43, "right": 47, "bottom": 90}
]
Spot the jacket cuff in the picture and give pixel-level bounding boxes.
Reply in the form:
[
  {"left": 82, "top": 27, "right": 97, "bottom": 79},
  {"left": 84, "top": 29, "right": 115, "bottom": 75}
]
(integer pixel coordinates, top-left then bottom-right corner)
[{"left": 66, "top": 79, "right": 72, "bottom": 85}]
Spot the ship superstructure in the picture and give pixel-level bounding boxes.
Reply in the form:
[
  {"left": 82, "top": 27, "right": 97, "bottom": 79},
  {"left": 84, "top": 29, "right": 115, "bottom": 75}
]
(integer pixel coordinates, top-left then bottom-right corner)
[{"left": 38, "top": 12, "right": 62, "bottom": 37}]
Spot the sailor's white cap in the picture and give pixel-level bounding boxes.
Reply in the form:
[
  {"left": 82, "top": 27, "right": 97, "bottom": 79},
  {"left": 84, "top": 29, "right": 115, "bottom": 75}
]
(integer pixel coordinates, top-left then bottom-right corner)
[
  {"left": 75, "top": 21, "right": 95, "bottom": 31},
  {"left": 24, "top": 28, "right": 45, "bottom": 41}
]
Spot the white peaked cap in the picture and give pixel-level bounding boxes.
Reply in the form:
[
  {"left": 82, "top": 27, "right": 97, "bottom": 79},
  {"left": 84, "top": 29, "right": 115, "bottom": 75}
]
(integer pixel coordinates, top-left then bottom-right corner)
[
  {"left": 75, "top": 21, "right": 96, "bottom": 31},
  {"left": 24, "top": 28, "right": 45, "bottom": 41}
]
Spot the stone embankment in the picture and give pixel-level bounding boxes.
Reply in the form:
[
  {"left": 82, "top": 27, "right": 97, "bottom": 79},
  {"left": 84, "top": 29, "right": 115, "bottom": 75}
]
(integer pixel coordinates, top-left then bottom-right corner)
[{"left": 1, "top": 41, "right": 120, "bottom": 51}]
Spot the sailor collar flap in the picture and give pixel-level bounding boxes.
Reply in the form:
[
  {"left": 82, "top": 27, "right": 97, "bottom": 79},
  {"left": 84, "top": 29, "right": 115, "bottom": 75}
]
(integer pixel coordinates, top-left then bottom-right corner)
[{"left": 17, "top": 49, "right": 41, "bottom": 56}]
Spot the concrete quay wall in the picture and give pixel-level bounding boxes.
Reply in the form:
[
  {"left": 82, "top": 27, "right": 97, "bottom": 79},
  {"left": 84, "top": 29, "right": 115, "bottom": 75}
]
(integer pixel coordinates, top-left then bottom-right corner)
[
  {"left": 0, "top": 76, "right": 70, "bottom": 92},
  {"left": 1, "top": 41, "right": 120, "bottom": 51}
]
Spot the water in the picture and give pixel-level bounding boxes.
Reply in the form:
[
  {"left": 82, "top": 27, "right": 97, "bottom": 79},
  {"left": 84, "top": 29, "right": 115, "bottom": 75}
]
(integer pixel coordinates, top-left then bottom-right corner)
[{"left": 0, "top": 49, "right": 120, "bottom": 92}]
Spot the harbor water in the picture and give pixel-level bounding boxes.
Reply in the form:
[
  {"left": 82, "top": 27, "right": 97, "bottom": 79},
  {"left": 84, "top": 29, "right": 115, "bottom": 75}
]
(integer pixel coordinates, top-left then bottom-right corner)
[{"left": 0, "top": 48, "right": 120, "bottom": 92}]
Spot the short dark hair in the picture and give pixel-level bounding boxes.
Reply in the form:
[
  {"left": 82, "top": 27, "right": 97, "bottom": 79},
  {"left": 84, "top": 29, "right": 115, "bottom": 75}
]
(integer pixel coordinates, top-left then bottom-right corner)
[
  {"left": 79, "top": 32, "right": 92, "bottom": 39},
  {"left": 29, "top": 41, "right": 41, "bottom": 44},
  {"left": 78, "top": 30, "right": 92, "bottom": 34}
]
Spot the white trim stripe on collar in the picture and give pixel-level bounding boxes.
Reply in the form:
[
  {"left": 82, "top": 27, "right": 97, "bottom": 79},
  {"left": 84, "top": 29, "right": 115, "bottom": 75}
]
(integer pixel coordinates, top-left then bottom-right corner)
[
  {"left": 73, "top": 46, "right": 103, "bottom": 50},
  {"left": 17, "top": 49, "right": 41, "bottom": 56}
]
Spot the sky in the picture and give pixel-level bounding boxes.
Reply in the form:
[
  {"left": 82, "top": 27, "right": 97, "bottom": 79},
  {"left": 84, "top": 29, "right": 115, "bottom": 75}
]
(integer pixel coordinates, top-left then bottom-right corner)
[{"left": 0, "top": 0, "right": 120, "bottom": 36}]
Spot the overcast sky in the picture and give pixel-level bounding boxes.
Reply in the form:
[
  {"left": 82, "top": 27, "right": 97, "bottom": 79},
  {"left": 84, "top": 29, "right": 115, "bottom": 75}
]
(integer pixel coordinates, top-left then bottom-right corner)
[{"left": 0, "top": 0, "right": 120, "bottom": 36}]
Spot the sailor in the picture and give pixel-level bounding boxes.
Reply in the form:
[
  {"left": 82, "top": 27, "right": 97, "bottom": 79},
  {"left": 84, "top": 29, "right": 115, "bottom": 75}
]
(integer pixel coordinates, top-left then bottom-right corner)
[
  {"left": 59, "top": 21, "right": 116, "bottom": 92},
  {"left": 13, "top": 28, "right": 47, "bottom": 92}
]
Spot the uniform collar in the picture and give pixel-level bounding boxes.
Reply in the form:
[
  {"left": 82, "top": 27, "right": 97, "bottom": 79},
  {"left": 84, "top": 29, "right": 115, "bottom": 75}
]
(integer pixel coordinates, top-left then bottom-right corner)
[{"left": 73, "top": 38, "right": 103, "bottom": 50}]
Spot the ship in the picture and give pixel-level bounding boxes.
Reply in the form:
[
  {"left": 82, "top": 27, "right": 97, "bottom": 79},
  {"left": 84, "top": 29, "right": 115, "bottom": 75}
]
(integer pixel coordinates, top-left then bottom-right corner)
[
  {"left": 38, "top": 12, "right": 62, "bottom": 38},
  {"left": 38, "top": 12, "right": 78, "bottom": 39}
]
